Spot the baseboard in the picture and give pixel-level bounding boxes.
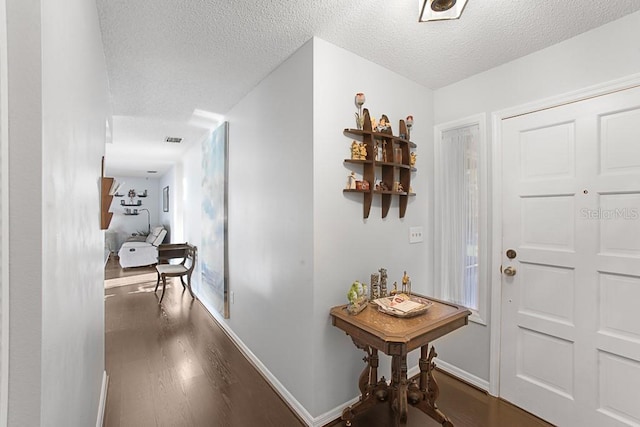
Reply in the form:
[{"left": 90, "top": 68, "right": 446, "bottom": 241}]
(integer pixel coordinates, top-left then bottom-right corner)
[
  {"left": 96, "top": 371, "right": 108, "bottom": 427},
  {"left": 311, "top": 395, "right": 360, "bottom": 427},
  {"left": 432, "top": 359, "right": 490, "bottom": 392},
  {"left": 195, "top": 295, "right": 316, "bottom": 426}
]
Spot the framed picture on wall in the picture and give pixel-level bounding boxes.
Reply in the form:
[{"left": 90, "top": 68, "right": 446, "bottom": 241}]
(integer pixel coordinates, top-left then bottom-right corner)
[
  {"left": 163, "top": 186, "right": 169, "bottom": 212},
  {"left": 201, "top": 121, "right": 230, "bottom": 318}
]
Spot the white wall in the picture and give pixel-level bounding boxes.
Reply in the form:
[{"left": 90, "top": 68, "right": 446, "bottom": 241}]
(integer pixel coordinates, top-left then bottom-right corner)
[
  {"left": 0, "top": 0, "right": 8, "bottom": 421},
  {"left": 6, "top": 0, "right": 43, "bottom": 424},
  {"left": 4, "top": 0, "right": 110, "bottom": 426},
  {"left": 40, "top": 0, "right": 111, "bottom": 425},
  {"left": 436, "top": 11, "right": 640, "bottom": 124},
  {"left": 173, "top": 135, "right": 204, "bottom": 300},
  {"left": 432, "top": 10, "right": 640, "bottom": 384},
  {"left": 108, "top": 176, "right": 161, "bottom": 249},
  {"left": 311, "top": 37, "right": 434, "bottom": 416},
  {"left": 224, "top": 40, "right": 316, "bottom": 412},
  {"left": 177, "top": 37, "right": 435, "bottom": 420},
  {"left": 179, "top": 137, "right": 204, "bottom": 250},
  {"left": 158, "top": 167, "right": 176, "bottom": 241}
]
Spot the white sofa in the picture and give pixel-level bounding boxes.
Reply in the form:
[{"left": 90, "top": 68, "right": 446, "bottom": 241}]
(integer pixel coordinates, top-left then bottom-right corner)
[{"left": 117, "top": 226, "right": 167, "bottom": 268}]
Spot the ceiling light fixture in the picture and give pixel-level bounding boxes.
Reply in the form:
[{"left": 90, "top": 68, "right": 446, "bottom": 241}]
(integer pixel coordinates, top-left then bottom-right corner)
[{"left": 419, "top": 0, "right": 468, "bottom": 22}]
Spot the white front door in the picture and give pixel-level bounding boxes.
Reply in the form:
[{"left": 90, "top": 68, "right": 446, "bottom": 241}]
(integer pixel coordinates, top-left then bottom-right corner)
[{"left": 500, "top": 85, "right": 640, "bottom": 426}]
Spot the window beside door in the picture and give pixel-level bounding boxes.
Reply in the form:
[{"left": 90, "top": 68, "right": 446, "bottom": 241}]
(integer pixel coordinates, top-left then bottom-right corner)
[{"left": 434, "top": 115, "right": 488, "bottom": 324}]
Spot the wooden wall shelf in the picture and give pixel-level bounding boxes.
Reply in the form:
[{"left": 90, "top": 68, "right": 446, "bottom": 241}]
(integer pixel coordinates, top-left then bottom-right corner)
[
  {"left": 101, "top": 177, "right": 114, "bottom": 230},
  {"left": 343, "top": 108, "right": 416, "bottom": 219}
]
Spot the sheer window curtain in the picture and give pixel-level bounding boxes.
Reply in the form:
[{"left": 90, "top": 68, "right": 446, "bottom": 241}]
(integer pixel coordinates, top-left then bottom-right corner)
[{"left": 436, "top": 124, "right": 479, "bottom": 309}]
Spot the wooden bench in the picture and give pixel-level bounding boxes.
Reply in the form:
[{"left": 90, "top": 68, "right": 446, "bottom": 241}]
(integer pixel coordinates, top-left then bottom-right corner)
[{"left": 154, "top": 243, "right": 197, "bottom": 303}]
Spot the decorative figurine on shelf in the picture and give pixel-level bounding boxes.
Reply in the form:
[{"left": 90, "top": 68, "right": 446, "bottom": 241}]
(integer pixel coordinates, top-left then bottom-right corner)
[
  {"left": 393, "top": 182, "right": 404, "bottom": 192},
  {"left": 128, "top": 189, "right": 136, "bottom": 205},
  {"left": 406, "top": 115, "right": 414, "bottom": 140},
  {"left": 354, "top": 93, "right": 366, "bottom": 130},
  {"left": 351, "top": 141, "right": 360, "bottom": 160},
  {"left": 361, "top": 180, "right": 370, "bottom": 191},
  {"left": 379, "top": 268, "right": 388, "bottom": 297},
  {"left": 347, "top": 280, "right": 368, "bottom": 315},
  {"left": 389, "top": 281, "right": 398, "bottom": 296},
  {"left": 371, "top": 117, "right": 377, "bottom": 131},
  {"left": 346, "top": 172, "right": 357, "bottom": 190},
  {"left": 410, "top": 152, "right": 417, "bottom": 167},
  {"left": 370, "top": 273, "right": 380, "bottom": 300},
  {"left": 376, "top": 180, "right": 389, "bottom": 191},
  {"left": 402, "top": 271, "right": 412, "bottom": 295},
  {"left": 381, "top": 140, "right": 388, "bottom": 162},
  {"left": 351, "top": 141, "right": 367, "bottom": 160},
  {"left": 376, "top": 115, "right": 393, "bottom": 135},
  {"left": 359, "top": 142, "right": 367, "bottom": 160}
]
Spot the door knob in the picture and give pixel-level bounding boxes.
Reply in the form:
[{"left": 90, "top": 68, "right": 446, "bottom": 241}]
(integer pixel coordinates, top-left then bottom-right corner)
[{"left": 503, "top": 266, "right": 516, "bottom": 277}]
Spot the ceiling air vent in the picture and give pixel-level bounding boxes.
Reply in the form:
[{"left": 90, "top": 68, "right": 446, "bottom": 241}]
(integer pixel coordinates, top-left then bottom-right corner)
[{"left": 165, "top": 136, "right": 183, "bottom": 143}]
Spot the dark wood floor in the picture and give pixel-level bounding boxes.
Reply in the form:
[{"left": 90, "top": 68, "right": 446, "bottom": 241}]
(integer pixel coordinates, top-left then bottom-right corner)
[
  {"left": 104, "top": 254, "right": 156, "bottom": 280},
  {"left": 104, "top": 259, "right": 305, "bottom": 427},
  {"left": 104, "top": 261, "right": 553, "bottom": 427}
]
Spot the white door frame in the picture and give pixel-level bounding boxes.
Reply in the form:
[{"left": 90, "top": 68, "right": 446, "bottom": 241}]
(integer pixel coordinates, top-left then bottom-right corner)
[{"left": 488, "top": 72, "right": 640, "bottom": 398}]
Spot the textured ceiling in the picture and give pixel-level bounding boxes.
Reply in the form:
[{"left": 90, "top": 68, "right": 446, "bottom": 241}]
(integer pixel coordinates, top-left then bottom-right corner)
[{"left": 97, "top": 0, "right": 640, "bottom": 176}]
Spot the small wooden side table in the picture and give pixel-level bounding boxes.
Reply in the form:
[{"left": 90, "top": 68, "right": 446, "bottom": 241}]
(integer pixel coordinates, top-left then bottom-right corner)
[
  {"left": 157, "top": 243, "right": 190, "bottom": 264},
  {"left": 330, "top": 296, "right": 470, "bottom": 426}
]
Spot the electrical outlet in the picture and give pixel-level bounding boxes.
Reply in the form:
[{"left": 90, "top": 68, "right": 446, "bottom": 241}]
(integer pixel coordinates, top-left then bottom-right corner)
[{"left": 409, "top": 226, "right": 424, "bottom": 244}]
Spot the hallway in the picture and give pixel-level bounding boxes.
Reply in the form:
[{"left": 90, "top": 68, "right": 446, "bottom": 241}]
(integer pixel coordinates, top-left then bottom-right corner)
[{"left": 103, "top": 271, "right": 305, "bottom": 426}]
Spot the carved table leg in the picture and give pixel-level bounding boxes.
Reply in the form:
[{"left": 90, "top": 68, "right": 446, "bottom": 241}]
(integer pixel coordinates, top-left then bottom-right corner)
[
  {"left": 390, "top": 354, "right": 409, "bottom": 426},
  {"left": 356, "top": 345, "right": 378, "bottom": 396},
  {"left": 410, "top": 345, "right": 453, "bottom": 426},
  {"left": 342, "top": 340, "right": 389, "bottom": 426}
]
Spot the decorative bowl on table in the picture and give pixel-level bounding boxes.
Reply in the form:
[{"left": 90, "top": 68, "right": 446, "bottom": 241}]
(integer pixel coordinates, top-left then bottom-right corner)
[{"left": 371, "top": 294, "right": 433, "bottom": 318}]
